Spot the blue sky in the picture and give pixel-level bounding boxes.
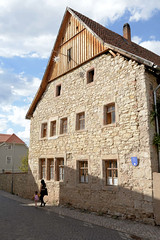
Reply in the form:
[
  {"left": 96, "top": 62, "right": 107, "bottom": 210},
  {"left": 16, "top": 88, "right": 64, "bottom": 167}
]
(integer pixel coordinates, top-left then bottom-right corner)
[{"left": 0, "top": 0, "right": 160, "bottom": 146}]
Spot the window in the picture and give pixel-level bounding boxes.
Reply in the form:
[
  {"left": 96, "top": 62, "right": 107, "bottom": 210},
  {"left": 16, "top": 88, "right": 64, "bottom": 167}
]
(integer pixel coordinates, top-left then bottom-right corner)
[
  {"left": 47, "top": 158, "right": 54, "bottom": 180},
  {"left": 40, "top": 158, "right": 46, "bottom": 179},
  {"left": 60, "top": 117, "right": 67, "bottom": 134},
  {"left": 67, "top": 48, "right": 72, "bottom": 62},
  {"left": 79, "top": 161, "right": 88, "bottom": 183},
  {"left": 56, "top": 84, "right": 61, "bottom": 97},
  {"left": 6, "top": 156, "right": 12, "bottom": 164},
  {"left": 76, "top": 112, "right": 85, "bottom": 130},
  {"left": 104, "top": 160, "right": 118, "bottom": 186},
  {"left": 50, "top": 120, "right": 56, "bottom": 137},
  {"left": 87, "top": 69, "right": 94, "bottom": 83},
  {"left": 56, "top": 158, "right": 64, "bottom": 181},
  {"left": 104, "top": 103, "right": 115, "bottom": 125},
  {"left": 8, "top": 144, "right": 12, "bottom": 150},
  {"left": 41, "top": 123, "right": 47, "bottom": 138}
]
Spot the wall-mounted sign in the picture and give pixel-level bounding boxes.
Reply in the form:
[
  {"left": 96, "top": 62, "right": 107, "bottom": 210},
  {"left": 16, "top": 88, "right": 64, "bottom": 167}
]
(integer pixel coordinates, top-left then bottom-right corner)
[{"left": 131, "top": 157, "right": 138, "bottom": 166}]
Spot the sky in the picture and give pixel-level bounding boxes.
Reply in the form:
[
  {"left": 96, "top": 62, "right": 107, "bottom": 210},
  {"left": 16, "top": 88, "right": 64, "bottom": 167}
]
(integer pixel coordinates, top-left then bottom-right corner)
[{"left": 0, "top": 0, "right": 160, "bottom": 146}]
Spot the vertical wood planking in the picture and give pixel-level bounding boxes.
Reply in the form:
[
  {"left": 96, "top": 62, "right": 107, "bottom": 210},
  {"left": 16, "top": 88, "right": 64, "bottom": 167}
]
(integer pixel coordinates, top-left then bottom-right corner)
[{"left": 49, "top": 14, "right": 106, "bottom": 81}]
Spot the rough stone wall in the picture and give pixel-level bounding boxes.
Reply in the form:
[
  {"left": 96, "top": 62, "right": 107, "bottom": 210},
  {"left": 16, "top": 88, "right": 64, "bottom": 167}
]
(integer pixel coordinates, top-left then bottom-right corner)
[
  {"left": 29, "top": 53, "right": 158, "bottom": 223},
  {"left": 0, "top": 171, "right": 38, "bottom": 199}
]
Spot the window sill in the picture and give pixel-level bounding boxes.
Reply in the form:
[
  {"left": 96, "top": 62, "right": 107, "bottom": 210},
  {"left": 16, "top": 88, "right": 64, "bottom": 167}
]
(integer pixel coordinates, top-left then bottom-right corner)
[
  {"left": 77, "top": 183, "right": 89, "bottom": 187},
  {"left": 102, "top": 123, "right": 116, "bottom": 128},
  {"left": 86, "top": 81, "right": 94, "bottom": 87},
  {"left": 59, "top": 133, "right": 68, "bottom": 137},
  {"left": 48, "top": 136, "right": 58, "bottom": 140},
  {"left": 102, "top": 185, "right": 119, "bottom": 192},
  {"left": 39, "top": 137, "right": 48, "bottom": 140},
  {"left": 75, "top": 129, "right": 88, "bottom": 133}
]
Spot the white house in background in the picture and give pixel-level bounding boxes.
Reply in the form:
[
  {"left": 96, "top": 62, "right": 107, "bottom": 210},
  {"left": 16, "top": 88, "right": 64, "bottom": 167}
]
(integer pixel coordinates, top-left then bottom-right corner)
[{"left": 0, "top": 133, "right": 28, "bottom": 173}]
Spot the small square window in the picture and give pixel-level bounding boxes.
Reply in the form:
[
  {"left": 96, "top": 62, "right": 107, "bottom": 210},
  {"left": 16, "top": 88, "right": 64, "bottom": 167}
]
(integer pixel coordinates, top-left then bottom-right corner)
[
  {"left": 104, "top": 160, "right": 118, "bottom": 186},
  {"left": 104, "top": 103, "right": 115, "bottom": 125},
  {"left": 50, "top": 121, "right": 56, "bottom": 137},
  {"left": 8, "top": 144, "right": 12, "bottom": 150},
  {"left": 60, "top": 118, "right": 67, "bottom": 134},
  {"left": 6, "top": 156, "right": 12, "bottom": 164},
  {"left": 56, "top": 84, "right": 61, "bottom": 97},
  {"left": 87, "top": 69, "right": 94, "bottom": 84},
  {"left": 67, "top": 48, "right": 72, "bottom": 62},
  {"left": 76, "top": 112, "right": 85, "bottom": 130},
  {"left": 41, "top": 123, "right": 47, "bottom": 138},
  {"left": 78, "top": 161, "right": 88, "bottom": 183}
]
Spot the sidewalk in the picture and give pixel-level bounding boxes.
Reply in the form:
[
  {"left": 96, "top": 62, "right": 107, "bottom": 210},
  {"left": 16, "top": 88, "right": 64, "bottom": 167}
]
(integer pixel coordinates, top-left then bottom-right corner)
[{"left": 1, "top": 190, "right": 160, "bottom": 240}]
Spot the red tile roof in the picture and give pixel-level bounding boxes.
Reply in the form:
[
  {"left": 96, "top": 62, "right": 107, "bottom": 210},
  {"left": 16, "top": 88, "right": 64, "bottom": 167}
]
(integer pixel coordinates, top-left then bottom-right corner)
[
  {"left": 70, "top": 8, "right": 160, "bottom": 67},
  {"left": 0, "top": 133, "right": 25, "bottom": 144}
]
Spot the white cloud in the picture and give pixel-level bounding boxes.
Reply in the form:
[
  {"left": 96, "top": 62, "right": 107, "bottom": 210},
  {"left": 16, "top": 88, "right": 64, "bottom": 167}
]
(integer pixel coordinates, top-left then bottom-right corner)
[
  {"left": 140, "top": 40, "right": 160, "bottom": 56},
  {"left": 132, "top": 36, "right": 142, "bottom": 44},
  {"left": 6, "top": 128, "right": 14, "bottom": 134},
  {"left": 0, "top": 0, "right": 160, "bottom": 58},
  {"left": 132, "top": 36, "right": 160, "bottom": 56},
  {"left": 11, "top": 74, "right": 41, "bottom": 97},
  {"left": 0, "top": 104, "right": 30, "bottom": 145},
  {"left": 0, "top": 118, "right": 7, "bottom": 132}
]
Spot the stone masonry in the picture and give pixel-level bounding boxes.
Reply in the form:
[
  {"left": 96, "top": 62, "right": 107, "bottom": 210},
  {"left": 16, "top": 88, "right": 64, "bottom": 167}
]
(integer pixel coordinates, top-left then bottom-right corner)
[{"left": 29, "top": 53, "right": 158, "bottom": 224}]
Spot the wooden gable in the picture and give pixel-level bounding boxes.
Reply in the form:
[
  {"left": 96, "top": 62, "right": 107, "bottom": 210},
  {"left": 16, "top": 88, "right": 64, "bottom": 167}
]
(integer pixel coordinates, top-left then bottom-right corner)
[{"left": 48, "top": 10, "right": 107, "bottom": 81}]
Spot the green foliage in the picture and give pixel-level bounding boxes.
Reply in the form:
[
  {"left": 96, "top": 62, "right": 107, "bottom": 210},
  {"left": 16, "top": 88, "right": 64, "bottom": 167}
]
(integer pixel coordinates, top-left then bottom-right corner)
[
  {"left": 153, "top": 134, "right": 160, "bottom": 150},
  {"left": 19, "top": 153, "right": 28, "bottom": 172}
]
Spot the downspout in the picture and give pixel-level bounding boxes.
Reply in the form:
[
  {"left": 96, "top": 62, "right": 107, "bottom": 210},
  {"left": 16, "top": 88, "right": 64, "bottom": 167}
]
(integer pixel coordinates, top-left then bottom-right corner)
[{"left": 153, "top": 84, "right": 160, "bottom": 172}]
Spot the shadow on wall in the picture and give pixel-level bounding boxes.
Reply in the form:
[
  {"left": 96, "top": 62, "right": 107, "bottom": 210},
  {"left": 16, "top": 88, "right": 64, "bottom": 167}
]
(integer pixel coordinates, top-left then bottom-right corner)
[
  {"left": 1, "top": 163, "right": 160, "bottom": 225},
  {"left": 45, "top": 165, "right": 160, "bottom": 225},
  {"left": 0, "top": 165, "right": 38, "bottom": 200}
]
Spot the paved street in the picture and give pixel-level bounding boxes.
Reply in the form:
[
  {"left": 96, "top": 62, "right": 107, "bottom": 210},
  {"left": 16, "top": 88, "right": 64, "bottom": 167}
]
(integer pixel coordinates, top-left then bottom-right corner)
[
  {"left": 1, "top": 191, "right": 160, "bottom": 240},
  {"left": 0, "top": 191, "right": 127, "bottom": 240}
]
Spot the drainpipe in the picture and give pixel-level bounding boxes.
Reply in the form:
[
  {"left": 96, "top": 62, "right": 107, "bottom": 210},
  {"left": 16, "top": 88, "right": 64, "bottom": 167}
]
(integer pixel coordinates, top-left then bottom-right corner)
[{"left": 154, "top": 84, "right": 160, "bottom": 172}]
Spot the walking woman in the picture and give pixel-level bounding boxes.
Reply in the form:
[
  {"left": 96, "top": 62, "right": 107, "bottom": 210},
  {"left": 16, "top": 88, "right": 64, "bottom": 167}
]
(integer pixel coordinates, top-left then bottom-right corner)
[{"left": 40, "top": 179, "right": 46, "bottom": 207}]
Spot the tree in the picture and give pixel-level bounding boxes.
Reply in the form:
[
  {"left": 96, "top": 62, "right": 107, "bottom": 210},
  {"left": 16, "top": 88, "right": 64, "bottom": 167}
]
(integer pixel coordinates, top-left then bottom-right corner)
[{"left": 19, "top": 152, "right": 28, "bottom": 172}]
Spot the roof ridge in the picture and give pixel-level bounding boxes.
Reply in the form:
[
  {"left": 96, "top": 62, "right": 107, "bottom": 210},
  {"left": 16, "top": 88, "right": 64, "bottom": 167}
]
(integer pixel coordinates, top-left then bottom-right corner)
[{"left": 69, "top": 8, "right": 160, "bottom": 67}]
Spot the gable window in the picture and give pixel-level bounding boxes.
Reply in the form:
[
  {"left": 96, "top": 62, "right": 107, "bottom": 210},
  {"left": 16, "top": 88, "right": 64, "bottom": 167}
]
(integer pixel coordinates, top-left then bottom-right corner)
[
  {"left": 47, "top": 158, "right": 54, "bottom": 180},
  {"left": 39, "top": 158, "right": 46, "bottom": 179},
  {"left": 56, "top": 84, "right": 61, "bottom": 97},
  {"left": 41, "top": 122, "right": 47, "bottom": 138},
  {"left": 56, "top": 158, "right": 64, "bottom": 181},
  {"left": 104, "top": 160, "right": 118, "bottom": 186},
  {"left": 87, "top": 69, "right": 94, "bottom": 84},
  {"left": 76, "top": 112, "right": 85, "bottom": 130},
  {"left": 8, "top": 144, "right": 12, "bottom": 150},
  {"left": 6, "top": 156, "right": 12, "bottom": 164},
  {"left": 79, "top": 161, "right": 88, "bottom": 183},
  {"left": 67, "top": 48, "right": 72, "bottom": 62},
  {"left": 104, "top": 103, "right": 115, "bottom": 125},
  {"left": 50, "top": 120, "right": 56, "bottom": 137},
  {"left": 60, "top": 117, "right": 67, "bottom": 134}
]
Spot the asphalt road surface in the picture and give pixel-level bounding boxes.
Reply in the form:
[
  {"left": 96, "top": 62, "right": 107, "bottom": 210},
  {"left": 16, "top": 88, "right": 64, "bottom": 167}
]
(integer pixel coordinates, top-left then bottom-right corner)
[{"left": 0, "top": 192, "right": 129, "bottom": 240}]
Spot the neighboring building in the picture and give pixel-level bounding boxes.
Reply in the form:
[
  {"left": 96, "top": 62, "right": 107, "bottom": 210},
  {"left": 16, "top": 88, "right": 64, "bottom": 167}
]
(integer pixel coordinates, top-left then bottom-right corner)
[
  {"left": 26, "top": 7, "right": 160, "bottom": 223},
  {"left": 0, "top": 133, "right": 28, "bottom": 173}
]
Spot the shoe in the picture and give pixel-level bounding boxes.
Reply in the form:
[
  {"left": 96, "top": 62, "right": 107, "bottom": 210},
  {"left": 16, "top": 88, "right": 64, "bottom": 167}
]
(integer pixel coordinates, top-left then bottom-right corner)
[{"left": 44, "top": 202, "right": 46, "bottom": 207}]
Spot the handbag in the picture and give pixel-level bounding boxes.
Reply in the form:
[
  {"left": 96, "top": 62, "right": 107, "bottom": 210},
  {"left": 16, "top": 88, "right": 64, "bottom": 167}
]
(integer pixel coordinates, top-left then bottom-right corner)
[{"left": 44, "top": 187, "right": 48, "bottom": 196}]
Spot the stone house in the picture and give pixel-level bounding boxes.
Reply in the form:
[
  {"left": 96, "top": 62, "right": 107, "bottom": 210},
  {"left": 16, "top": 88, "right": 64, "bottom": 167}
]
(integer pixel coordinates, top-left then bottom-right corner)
[
  {"left": 26, "top": 7, "right": 160, "bottom": 224},
  {"left": 0, "top": 133, "right": 28, "bottom": 173}
]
